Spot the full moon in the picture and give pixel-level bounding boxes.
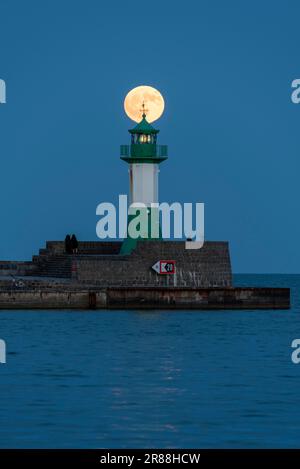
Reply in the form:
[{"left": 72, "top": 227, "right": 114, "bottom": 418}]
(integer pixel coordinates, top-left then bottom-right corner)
[{"left": 124, "top": 85, "right": 165, "bottom": 123}]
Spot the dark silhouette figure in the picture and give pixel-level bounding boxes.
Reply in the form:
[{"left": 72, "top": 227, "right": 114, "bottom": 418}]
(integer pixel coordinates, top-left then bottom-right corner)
[
  {"left": 71, "top": 234, "right": 78, "bottom": 254},
  {"left": 64, "top": 234, "right": 72, "bottom": 254}
]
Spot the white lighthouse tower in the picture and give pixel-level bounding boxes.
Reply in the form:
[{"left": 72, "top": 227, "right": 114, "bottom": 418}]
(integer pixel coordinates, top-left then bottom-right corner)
[{"left": 120, "top": 102, "right": 168, "bottom": 254}]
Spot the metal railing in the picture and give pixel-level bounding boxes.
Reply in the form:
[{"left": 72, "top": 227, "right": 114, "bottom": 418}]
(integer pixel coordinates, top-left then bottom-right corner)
[
  {"left": 120, "top": 145, "right": 130, "bottom": 157},
  {"left": 120, "top": 145, "right": 168, "bottom": 158}
]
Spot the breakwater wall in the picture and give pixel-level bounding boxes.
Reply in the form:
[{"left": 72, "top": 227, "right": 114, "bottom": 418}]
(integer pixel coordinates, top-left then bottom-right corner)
[
  {"left": 0, "top": 240, "right": 232, "bottom": 288},
  {"left": 0, "top": 287, "right": 290, "bottom": 310}
]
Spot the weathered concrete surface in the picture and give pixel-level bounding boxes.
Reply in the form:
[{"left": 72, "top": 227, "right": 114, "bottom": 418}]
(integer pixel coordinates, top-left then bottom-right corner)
[
  {"left": 0, "top": 290, "right": 106, "bottom": 310},
  {"left": 106, "top": 287, "right": 290, "bottom": 310},
  {"left": 0, "top": 261, "right": 36, "bottom": 276},
  {"left": 10, "top": 240, "right": 232, "bottom": 288},
  {"left": 75, "top": 241, "right": 233, "bottom": 288},
  {"left": 0, "top": 287, "right": 290, "bottom": 310}
]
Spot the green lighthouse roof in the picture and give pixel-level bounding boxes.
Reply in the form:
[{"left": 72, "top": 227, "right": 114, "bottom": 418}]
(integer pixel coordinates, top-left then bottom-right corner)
[{"left": 129, "top": 115, "right": 159, "bottom": 135}]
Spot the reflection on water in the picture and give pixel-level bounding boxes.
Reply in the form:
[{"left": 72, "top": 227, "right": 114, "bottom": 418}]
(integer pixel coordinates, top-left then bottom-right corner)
[{"left": 0, "top": 275, "right": 299, "bottom": 448}]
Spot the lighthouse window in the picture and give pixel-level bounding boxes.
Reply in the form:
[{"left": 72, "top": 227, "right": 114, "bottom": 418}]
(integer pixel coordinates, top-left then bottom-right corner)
[{"left": 137, "top": 134, "right": 153, "bottom": 144}]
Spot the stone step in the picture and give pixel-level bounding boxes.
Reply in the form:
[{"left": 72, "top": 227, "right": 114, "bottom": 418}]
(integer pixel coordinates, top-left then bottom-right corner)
[{"left": 28, "top": 253, "right": 73, "bottom": 279}]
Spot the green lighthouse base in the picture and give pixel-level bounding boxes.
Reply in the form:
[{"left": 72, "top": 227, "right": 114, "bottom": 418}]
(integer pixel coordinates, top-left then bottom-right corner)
[{"left": 120, "top": 208, "right": 162, "bottom": 255}]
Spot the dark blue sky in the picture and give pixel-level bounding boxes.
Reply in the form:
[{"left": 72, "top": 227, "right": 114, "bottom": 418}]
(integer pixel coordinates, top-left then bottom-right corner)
[{"left": 0, "top": 0, "right": 299, "bottom": 273}]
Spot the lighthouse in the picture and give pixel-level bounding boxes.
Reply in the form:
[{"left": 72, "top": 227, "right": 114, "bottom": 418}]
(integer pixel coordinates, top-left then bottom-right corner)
[{"left": 120, "top": 94, "right": 168, "bottom": 254}]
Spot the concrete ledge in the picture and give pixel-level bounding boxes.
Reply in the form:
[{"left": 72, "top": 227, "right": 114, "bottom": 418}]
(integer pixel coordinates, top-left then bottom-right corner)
[
  {"left": 106, "top": 287, "right": 290, "bottom": 310},
  {"left": 0, "top": 287, "right": 290, "bottom": 310}
]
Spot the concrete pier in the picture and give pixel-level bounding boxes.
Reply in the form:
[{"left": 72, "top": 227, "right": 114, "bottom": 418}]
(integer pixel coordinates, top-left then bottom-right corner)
[
  {"left": 0, "top": 286, "right": 290, "bottom": 310},
  {"left": 0, "top": 240, "right": 290, "bottom": 310}
]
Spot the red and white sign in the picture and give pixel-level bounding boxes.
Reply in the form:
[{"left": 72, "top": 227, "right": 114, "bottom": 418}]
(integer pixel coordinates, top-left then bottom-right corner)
[{"left": 152, "top": 260, "right": 176, "bottom": 275}]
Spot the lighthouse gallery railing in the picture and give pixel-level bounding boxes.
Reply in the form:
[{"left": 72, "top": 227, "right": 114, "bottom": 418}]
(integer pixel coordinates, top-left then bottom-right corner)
[{"left": 120, "top": 145, "right": 168, "bottom": 158}]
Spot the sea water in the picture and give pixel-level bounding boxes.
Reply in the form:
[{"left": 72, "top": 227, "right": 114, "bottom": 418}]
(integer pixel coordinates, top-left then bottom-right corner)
[{"left": 0, "top": 274, "right": 299, "bottom": 448}]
